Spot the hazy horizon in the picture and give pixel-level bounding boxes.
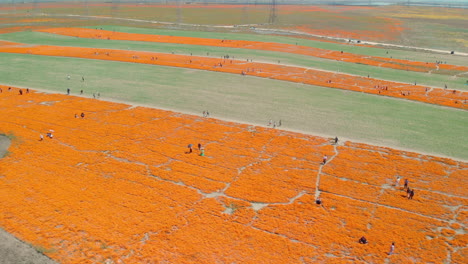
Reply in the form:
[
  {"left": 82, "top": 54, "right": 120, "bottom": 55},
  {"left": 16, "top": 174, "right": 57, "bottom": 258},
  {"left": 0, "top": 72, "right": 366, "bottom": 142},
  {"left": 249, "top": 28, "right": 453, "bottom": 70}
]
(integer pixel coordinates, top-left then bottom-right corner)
[{"left": 0, "top": 0, "right": 467, "bottom": 8}]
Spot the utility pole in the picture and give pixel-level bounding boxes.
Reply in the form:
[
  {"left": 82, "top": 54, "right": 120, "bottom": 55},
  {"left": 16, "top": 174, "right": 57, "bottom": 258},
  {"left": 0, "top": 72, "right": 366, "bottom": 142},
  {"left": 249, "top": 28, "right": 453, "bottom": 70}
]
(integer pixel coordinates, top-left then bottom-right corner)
[
  {"left": 268, "top": 0, "right": 277, "bottom": 24},
  {"left": 177, "top": 0, "right": 182, "bottom": 24}
]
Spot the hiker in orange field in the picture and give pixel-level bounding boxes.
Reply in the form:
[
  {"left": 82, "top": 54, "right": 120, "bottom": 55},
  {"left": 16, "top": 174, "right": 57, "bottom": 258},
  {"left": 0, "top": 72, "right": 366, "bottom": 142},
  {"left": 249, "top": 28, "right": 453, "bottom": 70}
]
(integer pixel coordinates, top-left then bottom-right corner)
[
  {"left": 395, "top": 176, "right": 401, "bottom": 187},
  {"left": 187, "top": 144, "right": 193, "bottom": 153},
  {"left": 322, "top": 155, "right": 328, "bottom": 165},
  {"left": 200, "top": 146, "right": 205, "bottom": 156},
  {"left": 198, "top": 143, "right": 202, "bottom": 150},
  {"left": 409, "top": 189, "right": 415, "bottom": 199},
  {"left": 404, "top": 179, "right": 409, "bottom": 190},
  {"left": 315, "top": 197, "right": 322, "bottom": 205},
  {"left": 359, "top": 236, "right": 368, "bottom": 244},
  {"left": 388, "top": 242, "right": 395, "bottom": 255},
  {"left": 81, "top": 112, "right": 85, "bottom": 118}
]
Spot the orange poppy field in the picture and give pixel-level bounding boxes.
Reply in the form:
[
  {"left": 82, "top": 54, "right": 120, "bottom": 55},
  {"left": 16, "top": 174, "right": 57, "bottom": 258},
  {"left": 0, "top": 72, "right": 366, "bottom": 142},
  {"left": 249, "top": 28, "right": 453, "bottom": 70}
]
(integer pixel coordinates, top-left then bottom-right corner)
[
  {"left": 0, "top": 85, "right": 466, "bottom": 263},
  {"left": 39, "top": 27, "right": 468, "bottom": 75},
  {"left": 0, "top": 39, "right": 466, "bottom": 110},
  {"left": 0, "top": 2, "right": 467, "bottom": 263}
]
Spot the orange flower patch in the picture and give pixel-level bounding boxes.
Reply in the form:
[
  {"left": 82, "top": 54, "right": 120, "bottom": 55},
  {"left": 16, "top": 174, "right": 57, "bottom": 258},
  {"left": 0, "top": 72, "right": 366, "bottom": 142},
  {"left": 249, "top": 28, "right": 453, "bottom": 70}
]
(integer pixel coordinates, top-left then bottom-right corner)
[
  {"left": 0, "top": 85, "right": 466, "bottom": 263},
  {"left": 37, "top": 27, "right": 468, "bottom": 75},
  {"left": 0, "top": 42, "right": 466, "bottom": 110}
]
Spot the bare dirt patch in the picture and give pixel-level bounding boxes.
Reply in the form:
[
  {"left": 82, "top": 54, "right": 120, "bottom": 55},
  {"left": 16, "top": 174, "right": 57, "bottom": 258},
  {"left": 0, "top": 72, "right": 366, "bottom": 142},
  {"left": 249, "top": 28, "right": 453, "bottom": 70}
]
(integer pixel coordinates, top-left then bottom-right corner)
[
  {"left": 0, "top": 228, "right": 57, "bottom": 264},
  {"left": 0, "top": 134, "right": 11, "bottom": 158}
]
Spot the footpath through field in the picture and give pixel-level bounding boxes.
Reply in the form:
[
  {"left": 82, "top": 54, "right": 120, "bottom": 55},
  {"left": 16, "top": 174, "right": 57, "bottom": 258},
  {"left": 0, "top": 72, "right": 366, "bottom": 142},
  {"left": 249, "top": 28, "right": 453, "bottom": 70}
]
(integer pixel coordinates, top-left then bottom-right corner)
[
  {"left": 39, "top": 27, "right": 468, "bottom": 75},
  {"left": 0, "top": 86, "right": 466, "bottom": 263},
  {"left": 0, "top": 41, "right": 466, "bottom": 110}
]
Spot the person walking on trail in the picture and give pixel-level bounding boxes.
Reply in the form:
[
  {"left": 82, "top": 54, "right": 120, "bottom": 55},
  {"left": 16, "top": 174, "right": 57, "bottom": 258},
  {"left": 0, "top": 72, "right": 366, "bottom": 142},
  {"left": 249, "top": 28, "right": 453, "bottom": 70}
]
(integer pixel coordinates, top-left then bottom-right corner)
[
  {"left": 404, "top": 179, "right": 409, "bottom": 190},
  {"left": 187, "top": 144, "right": 193, "bottom": 153},
  {"left": 67, "top": 88, "right": 70, "bottom": 95},
  {"left": 388, "top": 242, "right": 395, "bottom": 255},
  {"left": 39, "top": 134, "right": 43, "bottom": 141},
  {"left": 198, "top": 143, "right": 202, "bottom": 150},
  {"left": 81, "top": 112, "right": 85, "bottom": 118},
  {"left": 334, "top": 137, "right": 338, "bottom": 144},
  {"left": 278, "top": 120, "right": 282, "bottom": 127},
  {"left": 406, "top": 188, "right": 411, "bottom": 198},
  {"left": 322, "top": 155, "right": 328, "bottom": 165},
  {"left": 409, "top": 189, "right": 415, "bottom": 199},
  {"left": 315, "top": 197, "right": 322, "bottom": 205}
]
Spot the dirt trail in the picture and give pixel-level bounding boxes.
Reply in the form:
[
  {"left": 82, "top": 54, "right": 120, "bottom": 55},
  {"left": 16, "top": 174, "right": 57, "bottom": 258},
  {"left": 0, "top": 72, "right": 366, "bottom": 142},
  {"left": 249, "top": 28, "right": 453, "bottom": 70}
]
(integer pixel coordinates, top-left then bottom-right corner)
[
  {"left": 39, "top": 27, "right": 468, "bottom": 74},
  {"left": 0, "top": 41, "right": 466, "bottom": 110}
]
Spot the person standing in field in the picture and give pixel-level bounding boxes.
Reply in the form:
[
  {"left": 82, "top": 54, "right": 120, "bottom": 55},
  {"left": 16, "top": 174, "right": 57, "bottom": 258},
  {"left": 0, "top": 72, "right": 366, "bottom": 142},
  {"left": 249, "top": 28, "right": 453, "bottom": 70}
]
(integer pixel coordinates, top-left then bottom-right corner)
[
  {"left": 409, "top": 189, "right": 415, "bottom": 199},
  {"left": 187, "top": 144, "right": 193, "bottom": 153},
  {"left": 388, "top": 242, "right": 395, "bottom": 255},
  {"left": 334, "top": 137, "right": 338, "bottom": 144},
  {"left": 199, "top": 146, "right": 205, "bottom": 156},
  {"left": 67, "top": 88, "right": 70, "bottom": 95},
  {"left": 322, "top": 155, "right": 328, "bottom": 165},
  {"left": 404, "top": 179, "right": 409, "bottom": 190},
  {"left": 395, "top": 176, "right": 401, "bottom": 187}
]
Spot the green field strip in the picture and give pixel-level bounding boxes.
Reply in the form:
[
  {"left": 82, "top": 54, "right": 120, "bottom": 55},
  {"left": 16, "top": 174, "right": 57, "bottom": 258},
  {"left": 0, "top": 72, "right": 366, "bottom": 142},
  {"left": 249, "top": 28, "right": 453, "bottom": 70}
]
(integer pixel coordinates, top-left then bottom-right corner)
[
  {"left": 0, "top": 52, "right": 466, "bottom": 160},
  {"left": 1, "top": 31, "right": 467, "bottom": 91},
  {"left": 88, "top": 25, "right": 468, "bottom": 67}
]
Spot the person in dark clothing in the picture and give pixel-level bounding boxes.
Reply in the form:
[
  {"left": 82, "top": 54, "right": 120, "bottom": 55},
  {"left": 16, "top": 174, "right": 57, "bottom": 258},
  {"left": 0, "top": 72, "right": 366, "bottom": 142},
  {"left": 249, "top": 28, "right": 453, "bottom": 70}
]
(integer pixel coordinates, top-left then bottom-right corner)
[
  {"left": 359, "top": 236, "right": 368, "bottom": 244},
  {"left": 187, "top": 144, "right": 193, "bottom": 153}
]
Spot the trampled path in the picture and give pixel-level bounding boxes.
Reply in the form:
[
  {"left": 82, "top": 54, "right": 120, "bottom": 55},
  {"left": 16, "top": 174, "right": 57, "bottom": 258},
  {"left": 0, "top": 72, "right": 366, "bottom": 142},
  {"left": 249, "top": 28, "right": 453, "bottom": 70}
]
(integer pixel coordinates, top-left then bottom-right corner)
[
  {"left": 0, "top": 87, "right": 466, "bottom": 263},
  {"left": 0, "top": 41, "right": 466, "bottom": 110}
]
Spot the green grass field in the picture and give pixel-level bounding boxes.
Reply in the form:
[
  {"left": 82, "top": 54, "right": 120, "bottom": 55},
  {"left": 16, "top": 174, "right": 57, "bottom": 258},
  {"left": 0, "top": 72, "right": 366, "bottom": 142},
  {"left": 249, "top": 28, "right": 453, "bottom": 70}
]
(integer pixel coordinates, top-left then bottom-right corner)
[
  {"left": 0, "top": 52, "right": 466, "bottom": 160},
  {"left": 1, "top": 30, "right": 467, "bottom": 91}
]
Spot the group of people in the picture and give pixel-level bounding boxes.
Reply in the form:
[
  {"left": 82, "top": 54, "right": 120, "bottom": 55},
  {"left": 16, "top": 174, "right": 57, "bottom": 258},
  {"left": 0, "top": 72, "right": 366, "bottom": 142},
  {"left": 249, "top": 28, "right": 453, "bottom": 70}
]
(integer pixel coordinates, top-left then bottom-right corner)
[
  {"left": 202, "top": 111, "right": 210, "bottom": 117},
  {"left": 396, "top": 177, "right": 415, "bottom": 199},
  {"left": 187, "top": 143, "right": 204, "bottom": 156},
  {"left": 267, "top": 119, "right": 281, "bottom": 128}
]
